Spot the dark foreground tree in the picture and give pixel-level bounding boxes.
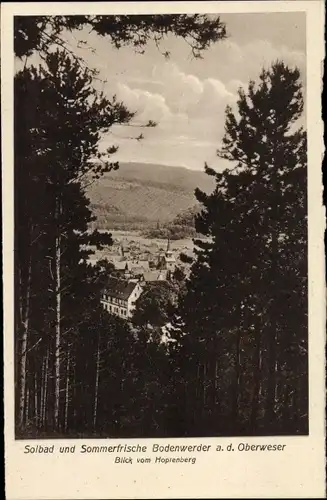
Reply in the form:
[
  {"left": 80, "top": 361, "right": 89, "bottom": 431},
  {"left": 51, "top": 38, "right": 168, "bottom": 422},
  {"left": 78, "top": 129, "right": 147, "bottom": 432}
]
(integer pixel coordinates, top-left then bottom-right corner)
[
  {"left": 177, "top": 61, "right": 307, "bottom": 436},
  {"left": 15, "top": 14, "right": 227, "bottom": 437},
  {"left": 14, "top": 15, "right": 227, "bottom": 59},
  {"left": 15, "top": 50, "right": 133, "bottom": 433},
  {"left": 133, "top": 281, "right": 180, "bottom": 329}
]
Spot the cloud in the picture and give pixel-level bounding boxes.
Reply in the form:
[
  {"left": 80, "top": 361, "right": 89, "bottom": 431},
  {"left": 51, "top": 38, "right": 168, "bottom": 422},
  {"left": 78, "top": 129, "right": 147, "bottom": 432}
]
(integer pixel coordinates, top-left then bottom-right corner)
[
  {"left": 20, "top": 17, "right": 306, "bottom": 172},
  {"left": 98, "top": 36, "right": 306, "bottom": 170},
  {"left": 204, "top": 39, "right": 306, "bottom": 89},
  {"left": 151, "top": 62, "right": 235, "bottom": 117},
  {"left": 152, "top": 62, "right": 203, "bottom": 113},
  {"left": 113, "top": 83, "right": 172, "bottom": 123},
  {"left": 245, "top": 40, "right": 305, "bottom": 73}
]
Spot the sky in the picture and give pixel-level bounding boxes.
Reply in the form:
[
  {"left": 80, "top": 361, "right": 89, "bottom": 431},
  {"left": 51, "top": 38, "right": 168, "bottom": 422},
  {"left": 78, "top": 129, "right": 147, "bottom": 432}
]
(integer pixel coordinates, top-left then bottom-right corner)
[{"left": 24, "top": 12, "right": 307, "bottom": 172}]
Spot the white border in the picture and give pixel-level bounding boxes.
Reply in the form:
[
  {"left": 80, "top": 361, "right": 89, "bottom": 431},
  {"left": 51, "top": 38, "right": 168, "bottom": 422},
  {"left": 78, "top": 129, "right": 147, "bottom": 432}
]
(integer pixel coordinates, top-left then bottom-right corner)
[{"left": 2, "top": 2, "right": 326, "bottom": 499}]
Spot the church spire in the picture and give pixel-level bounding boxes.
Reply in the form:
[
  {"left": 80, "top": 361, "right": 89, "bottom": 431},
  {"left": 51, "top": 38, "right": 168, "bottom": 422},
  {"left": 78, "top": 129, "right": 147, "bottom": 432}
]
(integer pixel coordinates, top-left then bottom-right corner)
[{"left": 166, "top": 235, "right": 170, "bottom": 253}]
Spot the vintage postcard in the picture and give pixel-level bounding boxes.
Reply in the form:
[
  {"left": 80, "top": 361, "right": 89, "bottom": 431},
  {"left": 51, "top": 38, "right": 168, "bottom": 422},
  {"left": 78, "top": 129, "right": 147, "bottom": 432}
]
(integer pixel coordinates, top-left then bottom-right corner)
[{"left": 2, "top": 1, "right": 325, "bottom": 498}]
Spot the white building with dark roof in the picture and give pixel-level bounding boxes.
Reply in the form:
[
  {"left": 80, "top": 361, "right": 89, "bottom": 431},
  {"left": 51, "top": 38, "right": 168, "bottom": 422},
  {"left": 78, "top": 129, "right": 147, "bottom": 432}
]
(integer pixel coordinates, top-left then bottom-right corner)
[{"left": 101, "top": 277, "right": 143, "bottom": 320}]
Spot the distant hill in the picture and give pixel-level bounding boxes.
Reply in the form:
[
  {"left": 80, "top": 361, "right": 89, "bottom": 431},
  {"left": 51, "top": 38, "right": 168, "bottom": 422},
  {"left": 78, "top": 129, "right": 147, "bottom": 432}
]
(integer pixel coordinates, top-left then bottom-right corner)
[
  {"left": 87, "top": 162, "right": 215, "bottom": 231},
  {"left": 142, "top": 206, "right": 200, "bottom": 240}
]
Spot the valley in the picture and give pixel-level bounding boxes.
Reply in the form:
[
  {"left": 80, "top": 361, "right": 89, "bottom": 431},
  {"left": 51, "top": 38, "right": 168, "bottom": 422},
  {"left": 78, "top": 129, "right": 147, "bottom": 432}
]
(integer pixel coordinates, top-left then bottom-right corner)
[{"left": 87, "top": 161, "right": 215, "bottom": 232}]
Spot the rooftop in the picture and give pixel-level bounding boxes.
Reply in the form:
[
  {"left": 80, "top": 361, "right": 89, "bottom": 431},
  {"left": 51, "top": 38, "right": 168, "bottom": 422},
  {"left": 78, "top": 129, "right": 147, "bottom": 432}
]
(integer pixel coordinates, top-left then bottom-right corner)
[
  {"left": 143, "top": 270, "right": 167, "bottom": 282},
  {"left": 103, "top": 277, "right": 139, "bottom": 300},
  {"left": 164, "top": 256, "right": 176, "bottom": 262}
]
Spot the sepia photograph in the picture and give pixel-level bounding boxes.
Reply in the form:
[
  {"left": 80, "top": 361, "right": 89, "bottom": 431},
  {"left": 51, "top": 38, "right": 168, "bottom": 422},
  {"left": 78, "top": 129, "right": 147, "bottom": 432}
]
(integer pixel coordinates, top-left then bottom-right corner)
[{"left": 14, "top": 10, "right": 308, "bottom": 440}]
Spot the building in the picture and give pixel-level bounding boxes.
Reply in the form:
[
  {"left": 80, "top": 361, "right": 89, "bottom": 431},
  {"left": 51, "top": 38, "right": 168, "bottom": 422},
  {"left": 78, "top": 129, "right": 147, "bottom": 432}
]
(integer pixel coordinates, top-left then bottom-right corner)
[
  {"left": 130, "top": 266, "right": 146, "bottom": 279},
  {"left": 101, "top": 277, "right": 143, "bottom": 320},
  {"left": 158, "top": 238, "right": 176, "bottom": 272},
  {"left": 163, "top": 250, "right": 176, "bottom": 272},
  {"left": 125, "top": 260, "right": 150, "bottom": 273},
  {"left": 109, "top": 254, "right": 126, "bottom": 266},
  {"left": 114, "top": 260, "right": 129, "bottom": 271},
  {"left": 143, "top": 270, "right": 167, "bottom": 282},
  {"left": 138, "top": 259, "right": 150, "bottom": 271}
]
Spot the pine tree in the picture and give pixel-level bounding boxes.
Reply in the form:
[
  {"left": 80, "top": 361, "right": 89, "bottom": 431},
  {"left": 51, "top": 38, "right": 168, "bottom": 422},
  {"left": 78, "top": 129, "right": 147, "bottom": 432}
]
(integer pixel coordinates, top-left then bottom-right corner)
[
  {"left": 14, "top": 15, "right": 226, "bottom": 60},
  {"left": 14, "top": 14, "right": 228, "bottom": 437},
  {"left": 133, "top": 281, "right": 179, "bottom": 329},
  {"left": 14, "top": 50, "right": 132, "bottom": 434},
  {"left": 179, "top": 61, "right": 307, "bottom": 435}
]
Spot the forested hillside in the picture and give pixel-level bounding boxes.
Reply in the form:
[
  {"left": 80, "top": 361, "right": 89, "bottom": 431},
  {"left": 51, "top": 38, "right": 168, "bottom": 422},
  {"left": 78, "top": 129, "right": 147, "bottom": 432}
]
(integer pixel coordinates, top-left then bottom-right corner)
[
  {"left": 143, "top": 206, "right": 199, "bottom": 239},
  {"left": 87, "top": 162, "right": 215, "bottom": 230}
]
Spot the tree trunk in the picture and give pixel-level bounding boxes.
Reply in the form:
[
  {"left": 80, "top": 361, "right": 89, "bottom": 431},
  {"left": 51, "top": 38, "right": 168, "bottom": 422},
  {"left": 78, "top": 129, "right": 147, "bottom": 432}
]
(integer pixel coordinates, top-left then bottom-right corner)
[
  {"left": 266, "top": 326, "right": 277, "bottom": 429},
  {"left": 265, "top": 154, "right": 279, "bottom": 430},
  {"left": 40, "top": 358, "right": 44, "bottom": 428},
  {"left": 64, "top": 349, "right": 70, "bottom": 432},
  {"left": 54, "top": 198, "right": 62, "bottom": 430},
  {"left": 213, "top": 358, "right": 218, "bottom": 409},
  {"left": 18, "top": 249, "right": 32, "bottom": 429},
  {"left": 202, "top": 361, "right": 207, "bottom": 424},
  {"left": 193, "top": 360, "right": 201, "bottom": 429},
  {"left": 72, "top": 361, "right": 77, "bottom": 429},
  {"left": 266, "top": 293, "right": 278, "bottom": 429},
  {"left": 250, "top": 328, "right": 263, "bottom": 432},
  {"left": 93, "top": 336, "right": 101, "bottom": 430},
  {"left": 232, "top": 329, "right": 242, "bottom": 422},
  {"left": 26, "top": 386, "right": 30, "bottom": 423},
  {"left": 42, "top": 348, "right": 49, "bottom": 427},
  {"left": 34, "top": 371, "right": 39, "bottom": 429},
  {"left": 274, "top": 358, "right": 279, "bottom": 419}
]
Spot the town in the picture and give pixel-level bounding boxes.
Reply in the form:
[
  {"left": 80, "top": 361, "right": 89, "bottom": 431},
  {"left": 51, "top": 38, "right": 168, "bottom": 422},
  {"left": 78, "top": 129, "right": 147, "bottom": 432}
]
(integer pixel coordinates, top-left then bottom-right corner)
[{"left": 93, "top": 234, "right": 190, "bottom": 320}]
